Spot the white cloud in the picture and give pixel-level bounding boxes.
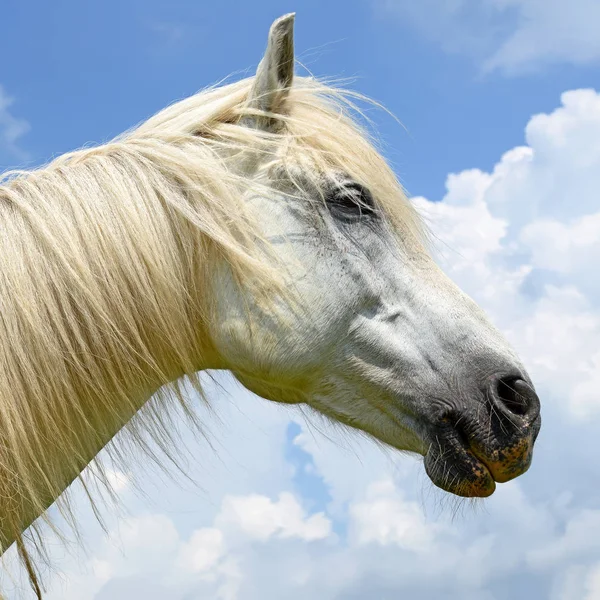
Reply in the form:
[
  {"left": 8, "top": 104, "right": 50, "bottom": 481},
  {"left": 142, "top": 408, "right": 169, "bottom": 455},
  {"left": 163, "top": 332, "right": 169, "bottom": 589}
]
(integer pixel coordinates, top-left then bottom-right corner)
[
  {"left": 584, "top": 564, "right": 600, "bottom": 600},
  {"left": 528, "top": 510, "right": 600, "bottom": 569},
  {"left": 349, "top": 479, "right": 445, "bottom": 551},
  {"left": 177, "top": 528, "right": 225, "bottom": 573},
  {"left": 0, "top": 85, "right": 30, "bottom": 161},
  {"left": 37, "top": 488, "right": 330, "bottom": 600},
  {"left": 217, "top": 492, "right": 331, "bottom": 542},
  {"left": 105, "top": 470, "right": 130, "bottom": 493},
  {"left": 413, "top": 88, "right": 600, "bottom": 418},
  {"left": 380, "top": 0, "right": 600, "bottom": 74},
  {"left": 553, "top": 561, "right": 600, "bottom": 600}
]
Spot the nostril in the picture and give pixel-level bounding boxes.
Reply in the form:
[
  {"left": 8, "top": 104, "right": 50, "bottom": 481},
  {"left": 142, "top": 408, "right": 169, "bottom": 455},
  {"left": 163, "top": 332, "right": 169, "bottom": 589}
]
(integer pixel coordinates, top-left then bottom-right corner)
[{"left": 494, "top": 376, "right": 531, "bottom": 417}]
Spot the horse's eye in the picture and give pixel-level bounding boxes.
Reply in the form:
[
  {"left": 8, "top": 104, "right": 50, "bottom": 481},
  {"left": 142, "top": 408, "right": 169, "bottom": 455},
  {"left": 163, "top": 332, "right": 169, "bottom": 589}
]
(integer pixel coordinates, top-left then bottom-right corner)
[{"left": 328, "top": 182, "right": 377, "bottom": 220}]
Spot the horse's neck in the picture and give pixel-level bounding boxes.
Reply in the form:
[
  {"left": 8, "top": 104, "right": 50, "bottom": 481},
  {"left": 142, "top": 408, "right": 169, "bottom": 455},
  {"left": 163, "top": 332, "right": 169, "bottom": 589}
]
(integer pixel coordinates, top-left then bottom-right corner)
[
  {"left": 0, "top": 339, "right": 210, "bottom": 555},
  {"left": 0, "top": 175, "right": 221, "bottom": 553}
]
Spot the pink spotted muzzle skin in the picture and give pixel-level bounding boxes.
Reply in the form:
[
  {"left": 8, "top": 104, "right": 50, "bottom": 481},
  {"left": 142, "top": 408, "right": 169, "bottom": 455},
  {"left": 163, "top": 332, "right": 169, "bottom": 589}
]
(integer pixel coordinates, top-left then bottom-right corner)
[{"left": 424, "top": 374, "right": 541, "bottom": 498}]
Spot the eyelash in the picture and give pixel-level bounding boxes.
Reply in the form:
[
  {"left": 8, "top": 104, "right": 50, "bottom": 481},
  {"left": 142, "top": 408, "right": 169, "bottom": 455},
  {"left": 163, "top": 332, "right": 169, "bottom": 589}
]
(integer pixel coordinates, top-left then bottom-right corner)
[{"left": 328, "top": 182, "right": 377, "bottom": 219}]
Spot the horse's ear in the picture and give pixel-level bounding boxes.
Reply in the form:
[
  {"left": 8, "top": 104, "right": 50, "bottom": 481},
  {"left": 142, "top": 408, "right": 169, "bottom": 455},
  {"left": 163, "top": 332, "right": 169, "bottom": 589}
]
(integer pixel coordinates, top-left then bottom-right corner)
[{"left": 244, "top": 13, "right": 295, "bottom": 130}]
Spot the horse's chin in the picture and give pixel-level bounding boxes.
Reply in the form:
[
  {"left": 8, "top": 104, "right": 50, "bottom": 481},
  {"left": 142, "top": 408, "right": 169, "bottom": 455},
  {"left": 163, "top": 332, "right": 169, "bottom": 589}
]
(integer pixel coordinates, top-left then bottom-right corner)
[
  {"left": 424, "top": 444, "right": 497, "bottom": 498},
  {"left": 419, "top": 418, "right": 500, "bottom": 498}
]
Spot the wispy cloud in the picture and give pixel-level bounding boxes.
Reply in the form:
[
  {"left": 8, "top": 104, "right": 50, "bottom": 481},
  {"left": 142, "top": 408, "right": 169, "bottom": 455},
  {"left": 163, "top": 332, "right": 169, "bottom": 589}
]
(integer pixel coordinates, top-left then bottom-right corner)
[
  {"left": 380, "top": 0, "right": 600, "bottom": 75},
  {"left": 149, "top": 22, "right": 187, "bottom": 48},
  {"left": 0, "top": 85, "right": 30, "bottom": 163},
  {"left": 144, "top": 19, "right": 206, "bottom": 60}
]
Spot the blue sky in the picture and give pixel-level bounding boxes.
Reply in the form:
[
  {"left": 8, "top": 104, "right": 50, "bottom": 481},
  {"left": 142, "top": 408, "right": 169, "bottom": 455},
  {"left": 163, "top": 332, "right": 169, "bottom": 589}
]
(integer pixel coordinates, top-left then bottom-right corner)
[
  {"left": 2, "top": 1, "right": 600, "bottom": 599},
  {"left": 3, "top": 0, "right": 598, "bottom": 199}
]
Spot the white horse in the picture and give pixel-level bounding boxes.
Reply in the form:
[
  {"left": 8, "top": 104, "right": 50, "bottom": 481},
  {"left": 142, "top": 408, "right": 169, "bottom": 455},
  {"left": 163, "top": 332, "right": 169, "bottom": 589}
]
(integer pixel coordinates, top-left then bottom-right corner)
[{"left": 0, "top": 13, "right": 540, "bottom": 598}]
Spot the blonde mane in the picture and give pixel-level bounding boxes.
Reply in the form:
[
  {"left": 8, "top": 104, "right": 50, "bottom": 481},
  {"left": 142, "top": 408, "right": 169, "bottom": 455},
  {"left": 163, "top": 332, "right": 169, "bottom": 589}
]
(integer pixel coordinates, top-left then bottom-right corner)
[{"left": 0, "top": 75, "right": 426, "bottom": 597}]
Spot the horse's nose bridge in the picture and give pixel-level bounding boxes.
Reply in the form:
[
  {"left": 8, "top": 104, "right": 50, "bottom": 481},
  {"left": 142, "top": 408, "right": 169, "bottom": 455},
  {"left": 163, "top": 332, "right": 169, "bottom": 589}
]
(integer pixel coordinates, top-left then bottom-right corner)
[
  {"left": 407, "top": 274, "right": 502, "bottom": 354},
  {"left": 399, "top": 264, "right": 531, "bottom": 391}
]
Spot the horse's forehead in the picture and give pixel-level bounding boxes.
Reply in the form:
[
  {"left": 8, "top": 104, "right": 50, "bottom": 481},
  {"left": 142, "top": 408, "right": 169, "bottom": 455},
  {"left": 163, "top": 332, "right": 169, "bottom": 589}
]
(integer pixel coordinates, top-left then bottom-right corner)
[
  {"left": 265, "top": 162, "right": 356, "bottom": 190},
  {"left": 260, "top": 163, "right": 321, "bottom": 193}
]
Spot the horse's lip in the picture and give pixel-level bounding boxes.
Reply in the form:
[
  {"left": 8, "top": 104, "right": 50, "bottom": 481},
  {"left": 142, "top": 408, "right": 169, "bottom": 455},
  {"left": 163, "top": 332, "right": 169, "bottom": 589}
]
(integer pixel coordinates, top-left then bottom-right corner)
[{"left": 423, "top": 423, "right": 498, "bottom": 498}]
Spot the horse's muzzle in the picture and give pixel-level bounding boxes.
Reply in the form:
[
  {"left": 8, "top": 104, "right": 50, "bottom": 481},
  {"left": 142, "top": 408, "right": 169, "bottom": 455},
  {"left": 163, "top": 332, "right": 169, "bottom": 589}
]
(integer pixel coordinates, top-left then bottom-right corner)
[{"left": 423, "top": 374, "right": 541, "bottom": 497}]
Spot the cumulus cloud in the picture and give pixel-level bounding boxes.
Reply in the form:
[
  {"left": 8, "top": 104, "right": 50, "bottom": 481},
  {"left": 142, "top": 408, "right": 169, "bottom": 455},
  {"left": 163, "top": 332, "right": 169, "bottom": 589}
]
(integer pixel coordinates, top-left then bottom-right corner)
[
  {"left": 38, "top": 489, "right": 329, "bottom": 600},
  {"left": 528, "top": 509, "right": 600, "bottom": 569},
  {"left": 217, "top": 492, "right": 331, "bottom": 542},
  {"left": 414, "top": 88, "right": 600, "bottom": 418},
  {"left": 178, "top": 528, "right": 225, "bottom": 573},
  {"left": 348, "top": 479, "right": 445, "bottom": 551},
  {"left": 380, "top": 0, "right": 600, "bottom": 74},
  {"left": 38, "top": 475, "right": 600, "bottom": 600}
]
